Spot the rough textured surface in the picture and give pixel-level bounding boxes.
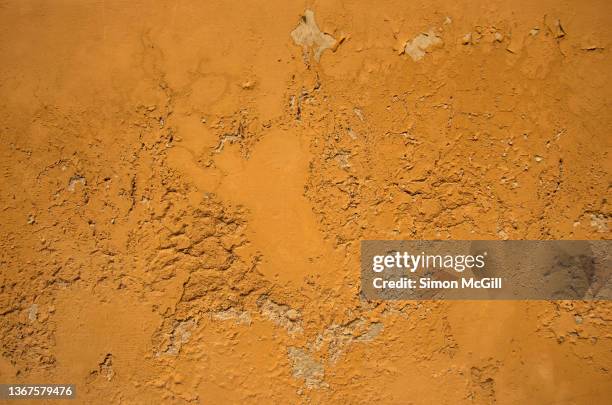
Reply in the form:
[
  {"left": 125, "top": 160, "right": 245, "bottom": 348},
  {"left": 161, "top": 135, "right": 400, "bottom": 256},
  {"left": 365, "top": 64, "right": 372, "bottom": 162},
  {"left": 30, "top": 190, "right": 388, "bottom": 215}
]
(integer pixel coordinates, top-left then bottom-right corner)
[{"left": 0, "top": 0, "right": 611, "bottom": 403}]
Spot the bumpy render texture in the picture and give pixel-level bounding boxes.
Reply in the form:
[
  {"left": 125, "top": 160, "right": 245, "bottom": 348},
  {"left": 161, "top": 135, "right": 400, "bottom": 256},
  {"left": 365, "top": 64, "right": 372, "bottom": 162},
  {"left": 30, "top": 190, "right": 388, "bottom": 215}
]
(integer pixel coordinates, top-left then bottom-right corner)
[{"left": 0, "top": 1, "right": 611, "bottom": 403}]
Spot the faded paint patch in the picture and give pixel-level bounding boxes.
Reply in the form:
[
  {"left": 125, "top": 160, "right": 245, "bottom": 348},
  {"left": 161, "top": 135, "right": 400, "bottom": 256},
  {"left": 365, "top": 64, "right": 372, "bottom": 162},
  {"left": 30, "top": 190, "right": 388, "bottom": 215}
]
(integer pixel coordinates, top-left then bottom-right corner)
[
  {"left": 287, "top": 347, "right": 327, "bottom": 389},
  {"left": 291, "top": 10, "right": 337, "bottom": 62},
  {"left": 404, "top": 29, "right": 443, "bottom": 61}
]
